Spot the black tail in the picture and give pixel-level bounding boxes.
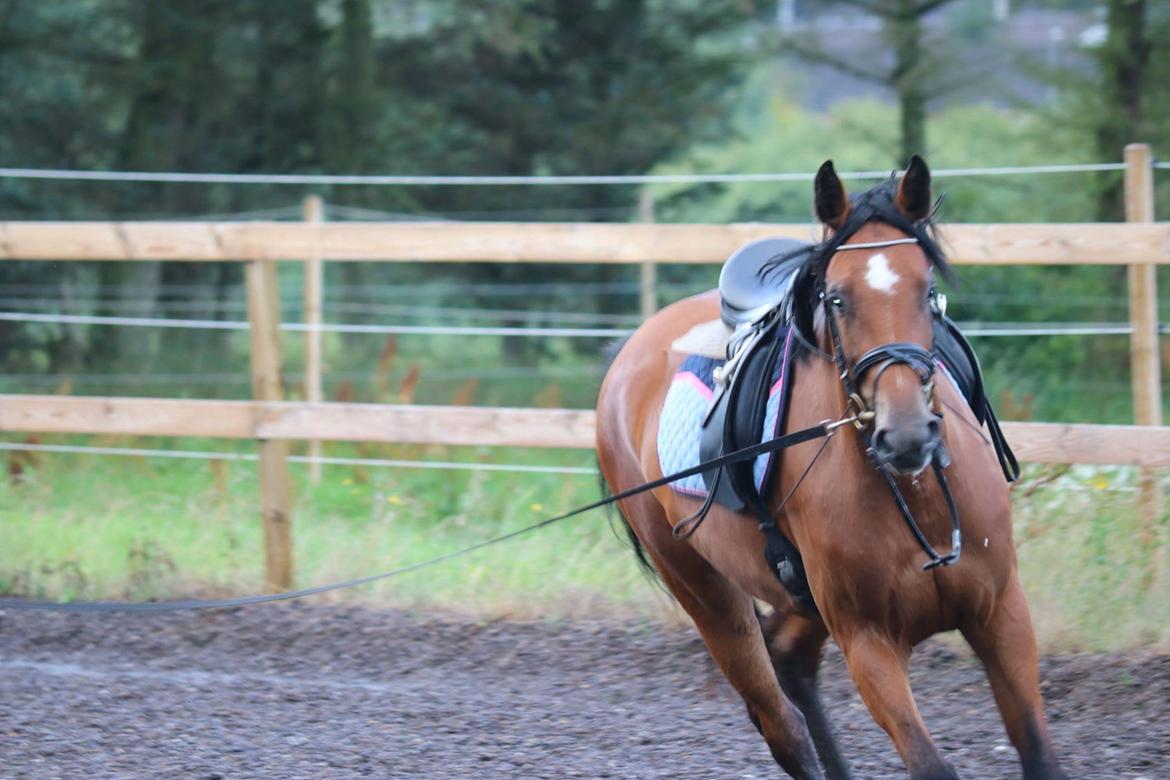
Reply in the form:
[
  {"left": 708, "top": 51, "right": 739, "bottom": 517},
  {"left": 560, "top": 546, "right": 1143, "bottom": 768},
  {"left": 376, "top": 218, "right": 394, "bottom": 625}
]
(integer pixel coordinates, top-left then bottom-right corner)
[
  {"left": 598, "top": 467, "right": 658, "bottom": 580},
  {"left": 596, "top": 334, "right": 660, "bottom": 583}
]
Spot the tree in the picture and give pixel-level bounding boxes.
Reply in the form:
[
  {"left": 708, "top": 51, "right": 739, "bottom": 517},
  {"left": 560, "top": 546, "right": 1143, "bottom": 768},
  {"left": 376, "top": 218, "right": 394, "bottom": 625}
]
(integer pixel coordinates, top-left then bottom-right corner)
[
  {"left": 376, "top": 0, "right": 754, "bottom": 359},
  {"left": 778, "top": 0, "right": 959, "bottom": 163},
  {"left": 0, "top": 0, "right": 759, "bottom": 388},
  {"left": 1093, "top": 0, "right": 1149, "bottom": 218},
  {"left": 0, "top": 0, "right": 135, "bottom": 372}
]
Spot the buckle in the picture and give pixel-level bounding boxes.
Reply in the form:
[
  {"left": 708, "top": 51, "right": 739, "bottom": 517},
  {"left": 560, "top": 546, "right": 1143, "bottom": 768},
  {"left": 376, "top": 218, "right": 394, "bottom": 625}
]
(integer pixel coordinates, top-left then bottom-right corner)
[
  {"left": 715, "top": 323, "right": 766, "bottom": 386},
  {"left": 845, "top": 393, "right": 876, "bottom": 429}
]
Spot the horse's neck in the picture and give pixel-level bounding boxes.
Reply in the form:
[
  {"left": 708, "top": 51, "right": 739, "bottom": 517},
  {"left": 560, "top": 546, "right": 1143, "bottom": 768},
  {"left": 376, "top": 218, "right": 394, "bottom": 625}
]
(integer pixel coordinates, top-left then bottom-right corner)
[{"left": 791, "top": 350, "right": 847, "bottom": 423}]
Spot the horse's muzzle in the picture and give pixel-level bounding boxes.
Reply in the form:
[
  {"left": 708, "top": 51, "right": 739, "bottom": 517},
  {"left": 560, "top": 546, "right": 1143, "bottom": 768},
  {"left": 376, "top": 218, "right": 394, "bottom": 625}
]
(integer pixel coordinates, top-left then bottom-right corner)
[{"left": 871, "top": 414, "right": 941, "bottom": 475}]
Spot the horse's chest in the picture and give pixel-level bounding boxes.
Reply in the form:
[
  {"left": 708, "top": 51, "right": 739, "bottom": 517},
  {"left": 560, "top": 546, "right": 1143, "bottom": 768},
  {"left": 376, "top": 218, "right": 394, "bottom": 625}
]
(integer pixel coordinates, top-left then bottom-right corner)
[{"left": 809, "top": 529, "right": 991, "bottom": 625}]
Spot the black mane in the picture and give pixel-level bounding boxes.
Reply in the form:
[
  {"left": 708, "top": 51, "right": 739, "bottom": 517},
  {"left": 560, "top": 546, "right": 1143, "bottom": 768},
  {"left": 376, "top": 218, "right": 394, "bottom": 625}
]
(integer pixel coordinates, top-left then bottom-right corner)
[{"left": 762, "top": 176, "right": 951, "bottom": 342}]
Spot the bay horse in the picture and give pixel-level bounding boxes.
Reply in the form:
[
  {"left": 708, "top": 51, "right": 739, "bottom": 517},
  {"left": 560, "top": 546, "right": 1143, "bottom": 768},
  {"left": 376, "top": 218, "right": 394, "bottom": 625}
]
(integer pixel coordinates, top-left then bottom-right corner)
[{"left": 596, "top": 158, "right": 1066, "bottom": 780}]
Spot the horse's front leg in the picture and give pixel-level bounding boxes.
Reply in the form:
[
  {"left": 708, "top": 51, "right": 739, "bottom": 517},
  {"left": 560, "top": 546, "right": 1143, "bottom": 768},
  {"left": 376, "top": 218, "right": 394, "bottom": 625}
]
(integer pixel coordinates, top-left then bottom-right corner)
[
  {"left": 961, "top": 575, "right": 1067, "bottom": 780},
  {"left": 760, "top": 608, "right": 853, "bottom": 780},
  {"left": 671, "top": 575, "right": 823, "bottom": 779},
  {"left": 621, "top": 492, "right": 824, "bottom": 779},
  {"left": 836, "top": 629, "right": 957, "bottom": 780}
]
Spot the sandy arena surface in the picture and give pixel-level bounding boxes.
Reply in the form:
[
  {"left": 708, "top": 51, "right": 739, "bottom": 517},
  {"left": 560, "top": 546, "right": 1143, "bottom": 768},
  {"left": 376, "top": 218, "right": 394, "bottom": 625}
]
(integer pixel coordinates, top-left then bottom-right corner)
[{"left": 0, "top": 604, "right": 1166, "bottom": 779}]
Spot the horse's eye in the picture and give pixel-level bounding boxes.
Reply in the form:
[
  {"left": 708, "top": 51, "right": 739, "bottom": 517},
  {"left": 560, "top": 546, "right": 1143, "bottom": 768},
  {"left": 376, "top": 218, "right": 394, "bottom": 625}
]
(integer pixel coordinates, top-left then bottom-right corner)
[{"left": 828, "top": 295, "right": 845, "bottom": 309}]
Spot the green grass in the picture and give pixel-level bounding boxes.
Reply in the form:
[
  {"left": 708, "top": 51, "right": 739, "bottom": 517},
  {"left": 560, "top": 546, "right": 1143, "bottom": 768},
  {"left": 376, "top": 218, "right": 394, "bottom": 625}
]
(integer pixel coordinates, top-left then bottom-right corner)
[
  {"left": 1, "top": 441, "right": 1166, "bottom": 650},
  {"left": 0, "top": 438, "right": 672, "bottom": 620},
  {"left": 1011, "top": 467, "right": 1170, "bottom": 652}
]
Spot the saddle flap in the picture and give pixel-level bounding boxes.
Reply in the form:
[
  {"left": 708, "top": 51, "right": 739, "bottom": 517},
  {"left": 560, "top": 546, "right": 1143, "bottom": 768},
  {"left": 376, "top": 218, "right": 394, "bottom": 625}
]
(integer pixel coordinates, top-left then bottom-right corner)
[
  {"left": 699, "top": 388, "right": 745, "bottom": 511},
  {"left": 932, "top": 316, "right": 986, "bottom": 418},
  {"left": 932, "top": 314, "right": 1019, "bottom": 482},
  {"left": 699, "top": 316, "right": 791, "bottom": 509}
]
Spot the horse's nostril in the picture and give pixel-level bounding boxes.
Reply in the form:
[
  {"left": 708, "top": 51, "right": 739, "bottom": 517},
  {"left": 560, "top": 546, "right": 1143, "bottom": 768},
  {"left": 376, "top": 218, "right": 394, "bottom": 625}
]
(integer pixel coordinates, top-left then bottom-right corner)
[{"left": 873, "top": 418, "right": 938, "bottom": 472}]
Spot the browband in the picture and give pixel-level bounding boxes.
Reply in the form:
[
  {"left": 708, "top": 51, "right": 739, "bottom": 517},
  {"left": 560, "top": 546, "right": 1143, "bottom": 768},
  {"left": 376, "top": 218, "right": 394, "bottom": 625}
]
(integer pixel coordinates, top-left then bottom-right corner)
[{"left": 834, "top": 237, "right": 920, "bottom": 251}]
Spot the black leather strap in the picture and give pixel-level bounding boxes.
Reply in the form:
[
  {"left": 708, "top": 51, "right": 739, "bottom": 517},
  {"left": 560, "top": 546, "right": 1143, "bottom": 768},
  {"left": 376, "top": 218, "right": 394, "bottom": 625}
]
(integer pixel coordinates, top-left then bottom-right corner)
[
  {"left": 853, "top": 342, "right": 935, "bottom": 383},
  {"left": 934, "top": 315, "right": 1020, "bottom": 482},
  {"left": 0, "top": 419, "right": 836, "bottom": 614}
]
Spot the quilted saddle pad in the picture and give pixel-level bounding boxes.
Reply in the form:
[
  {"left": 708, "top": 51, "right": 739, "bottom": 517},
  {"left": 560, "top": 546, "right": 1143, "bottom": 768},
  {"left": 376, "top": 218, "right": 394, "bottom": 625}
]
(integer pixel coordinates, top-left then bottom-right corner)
[{"left": 656, "top": 329, "right": 795, "bottom": 498}]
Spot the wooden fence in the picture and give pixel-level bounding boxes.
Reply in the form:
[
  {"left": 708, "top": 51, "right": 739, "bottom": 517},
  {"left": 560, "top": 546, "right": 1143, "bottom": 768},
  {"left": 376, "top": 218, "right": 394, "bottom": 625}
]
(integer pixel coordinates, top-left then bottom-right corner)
[{"left": 0, "top": 144, "right": 1165, "bottom": 591}]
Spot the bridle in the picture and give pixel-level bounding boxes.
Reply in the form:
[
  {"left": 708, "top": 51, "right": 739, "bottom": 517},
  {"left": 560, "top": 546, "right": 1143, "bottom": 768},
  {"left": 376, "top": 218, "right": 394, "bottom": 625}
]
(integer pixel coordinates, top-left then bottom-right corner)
[
  {"left": 814, "top": 235, "right": 962, "bottom": 570},
  {"left": 820, "top": 237, "right": 941, "bottom": 429}
]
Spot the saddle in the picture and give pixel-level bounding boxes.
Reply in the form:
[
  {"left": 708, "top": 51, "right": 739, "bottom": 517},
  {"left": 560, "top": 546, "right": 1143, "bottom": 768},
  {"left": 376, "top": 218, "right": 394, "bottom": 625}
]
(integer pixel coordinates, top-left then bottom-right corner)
[
  {"left": 718, "top": 237, "right": 810, "bottom": 328},
  {"left": 697, "top": 238, "right": 1019, "bottom": 610},
  {"left": 701, "top": 238, "right": 812, "bottom": 515}
]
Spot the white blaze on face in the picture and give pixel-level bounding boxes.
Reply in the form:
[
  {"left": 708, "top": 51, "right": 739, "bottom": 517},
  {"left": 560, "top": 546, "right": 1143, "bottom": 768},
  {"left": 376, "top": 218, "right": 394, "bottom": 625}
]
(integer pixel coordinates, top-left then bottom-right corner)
[{"left": 865, "top": 252, "right": 900, "bottom": 294}]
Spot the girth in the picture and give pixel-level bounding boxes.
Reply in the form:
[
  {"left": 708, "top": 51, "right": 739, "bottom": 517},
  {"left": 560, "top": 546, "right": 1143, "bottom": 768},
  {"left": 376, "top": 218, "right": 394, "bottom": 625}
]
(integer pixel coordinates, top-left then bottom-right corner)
[{"left": 693, "top": 311, "right": 817, "bottom": 612}]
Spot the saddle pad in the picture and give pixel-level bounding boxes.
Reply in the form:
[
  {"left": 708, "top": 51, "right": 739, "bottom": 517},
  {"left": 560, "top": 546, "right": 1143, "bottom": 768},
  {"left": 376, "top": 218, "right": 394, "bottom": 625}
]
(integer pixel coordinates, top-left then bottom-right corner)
[{"left": 657, "top": 329, "right": 794, "bottom": 498}]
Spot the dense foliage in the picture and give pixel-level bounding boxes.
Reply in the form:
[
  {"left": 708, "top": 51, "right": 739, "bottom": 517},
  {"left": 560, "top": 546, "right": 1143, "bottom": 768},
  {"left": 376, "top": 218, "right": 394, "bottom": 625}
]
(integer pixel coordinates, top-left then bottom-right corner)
[
  {"left": 0, "top": 0, "right": 752, "bottom": 369},
  {"left": 0, "top": 0, "right": 1166, "bottom": 423}
]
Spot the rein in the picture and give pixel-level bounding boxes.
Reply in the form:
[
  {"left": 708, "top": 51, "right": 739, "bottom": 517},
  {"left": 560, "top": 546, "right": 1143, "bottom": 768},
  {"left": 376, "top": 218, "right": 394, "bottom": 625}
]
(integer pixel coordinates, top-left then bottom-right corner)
[
  {"left": 0, "top": 410, "right": 859, "bottom": 614},
  {"left": 1, "top": 235, "right": 967, "bottom": 614}
]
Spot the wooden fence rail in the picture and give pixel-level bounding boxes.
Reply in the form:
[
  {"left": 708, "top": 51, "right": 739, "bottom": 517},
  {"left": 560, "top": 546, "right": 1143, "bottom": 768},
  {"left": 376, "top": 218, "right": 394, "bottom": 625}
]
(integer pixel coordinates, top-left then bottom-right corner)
[
  {"left": 1, "top": 395, "right": 1169, "bottom": 468},
  {"left": 1, "top": 221, "right": 1169, "bottom": 264},
  {"left": 0, "top": 145, "right": 1163, "bottom": 590}
]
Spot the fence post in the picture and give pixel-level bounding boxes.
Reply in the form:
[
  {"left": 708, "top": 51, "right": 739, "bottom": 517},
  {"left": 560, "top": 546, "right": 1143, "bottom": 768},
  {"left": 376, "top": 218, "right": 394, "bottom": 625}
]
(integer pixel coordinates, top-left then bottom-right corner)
[
  {"left": 1123, "top": 143, "right": 1163, "bottom": 578},
  {"left": 303, "top": 195, "right": 324, "bottom": 484},
  {"left": 245, "top": 258, "right": 294, "bottom": 592},
  {"left": 638, "top": 190, "right": 658, "bottom": 318}
]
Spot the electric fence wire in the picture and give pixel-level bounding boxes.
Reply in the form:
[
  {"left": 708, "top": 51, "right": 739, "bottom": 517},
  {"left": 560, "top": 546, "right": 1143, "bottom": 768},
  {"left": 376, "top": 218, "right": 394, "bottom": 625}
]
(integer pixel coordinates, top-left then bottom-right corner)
[
  {"left": 0, "top": 162, "right": 1132, "bottom": 186},
  {"left": 0, "top": 441, "right": 596, "bottom": 475},
  {"left": 0, "top": 311, "right": 1163, "bottom": 339},
  {"left": 0, "top": 442, "right": 1144, "bottom": 494}
]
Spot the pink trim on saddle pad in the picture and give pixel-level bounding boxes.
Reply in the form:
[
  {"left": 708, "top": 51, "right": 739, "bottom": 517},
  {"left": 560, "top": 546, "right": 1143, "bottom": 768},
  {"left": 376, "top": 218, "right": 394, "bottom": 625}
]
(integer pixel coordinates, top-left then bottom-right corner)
[
  {"left": 673, "top": 370, "right": 715, "bottom": 399},
  {"left": 672, "top": 484, "right": 709, "bottom": 498},
  {"left": 656, "top": 327, "right": 796, "bottom": 500},
  {"left": 935, "top": 360, "right": 963, "bottom": 396},
  {"left": 769, "top": 329, "right": 795, "bottom": 397}
]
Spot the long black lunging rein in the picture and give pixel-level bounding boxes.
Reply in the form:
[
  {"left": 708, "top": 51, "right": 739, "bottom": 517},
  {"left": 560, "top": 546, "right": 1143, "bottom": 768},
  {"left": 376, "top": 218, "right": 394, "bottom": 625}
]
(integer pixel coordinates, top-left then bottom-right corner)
[
  {"left": 2, "top": 184, "right": 967, "bottom": 612},
  {"left": 0, "top": 412, "right": 856, "bottom": 613}
]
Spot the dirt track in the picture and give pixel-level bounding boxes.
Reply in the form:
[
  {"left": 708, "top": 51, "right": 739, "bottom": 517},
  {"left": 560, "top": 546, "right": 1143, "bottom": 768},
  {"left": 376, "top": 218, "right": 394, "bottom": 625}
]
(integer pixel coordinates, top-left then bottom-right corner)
[{"left": 0, "top": 604, "right": 1166, "bottom": 779}]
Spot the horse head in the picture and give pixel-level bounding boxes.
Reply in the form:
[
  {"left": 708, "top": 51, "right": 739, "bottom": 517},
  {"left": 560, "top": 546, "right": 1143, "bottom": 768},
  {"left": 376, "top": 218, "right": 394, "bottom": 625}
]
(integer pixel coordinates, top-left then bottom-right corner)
[{"left": 803, "top": 156, "right": 951, "bottom": 475}]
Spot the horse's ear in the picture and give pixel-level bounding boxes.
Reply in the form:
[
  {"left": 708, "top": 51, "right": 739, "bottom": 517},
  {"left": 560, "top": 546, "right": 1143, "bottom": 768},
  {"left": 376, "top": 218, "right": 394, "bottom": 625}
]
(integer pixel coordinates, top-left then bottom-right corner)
[
  {"left": 814, "top": 160, "right": 849, "bottom": 230},
  {"left": 896, "top": 154, "right": 932, "bottom": 222}
]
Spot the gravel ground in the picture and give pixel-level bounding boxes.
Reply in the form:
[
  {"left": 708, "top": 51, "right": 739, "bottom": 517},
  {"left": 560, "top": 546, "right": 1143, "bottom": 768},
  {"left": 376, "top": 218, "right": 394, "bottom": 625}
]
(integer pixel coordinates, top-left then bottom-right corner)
[{"left": 0, "top": 604, "right": 1166, "bottom": 779}]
